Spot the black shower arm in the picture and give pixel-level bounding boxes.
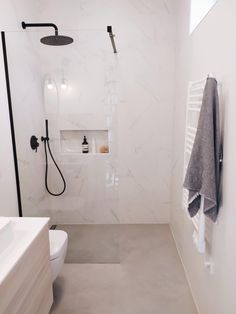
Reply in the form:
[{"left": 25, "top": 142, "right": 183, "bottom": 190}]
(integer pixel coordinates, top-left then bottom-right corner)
[{"left": 22, "top": 22, "right": 58, "bottom": 35}]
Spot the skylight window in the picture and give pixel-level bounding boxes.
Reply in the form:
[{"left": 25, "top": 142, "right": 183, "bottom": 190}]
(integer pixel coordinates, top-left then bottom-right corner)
[{"left": 190, "top": 0, "right": 217, "bottom": 33}]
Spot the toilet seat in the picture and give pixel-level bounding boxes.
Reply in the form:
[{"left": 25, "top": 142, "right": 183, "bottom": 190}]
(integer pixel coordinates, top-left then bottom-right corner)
[{"left": 49, "top": 230, "right": 68, "bottom": 260}]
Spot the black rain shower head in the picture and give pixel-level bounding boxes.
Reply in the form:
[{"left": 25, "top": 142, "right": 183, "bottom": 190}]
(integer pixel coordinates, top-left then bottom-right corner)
[
  {"left": 21, "top": 21, "right": 73, "bottom": 46},
  {"left": 40, "top": 35, "right": 73, "bottom": 46}
]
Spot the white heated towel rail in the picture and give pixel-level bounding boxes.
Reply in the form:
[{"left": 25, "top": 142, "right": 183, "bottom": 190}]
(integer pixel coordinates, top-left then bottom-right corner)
[{"left": 183, "top": 75, "right": 220, "bottom": 254}]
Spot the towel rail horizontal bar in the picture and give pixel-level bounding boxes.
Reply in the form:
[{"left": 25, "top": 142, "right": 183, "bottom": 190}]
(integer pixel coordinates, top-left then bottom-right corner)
[
  {"left": 186, "top": 137, "right": 194, "bottom": 144},
  {"left": 190, "top": 80, "right": 206, "bottom": 86},
  {"left": 186, "top": 138, "right": 195, "bottom": 145},
  {"left": 186, "top": 141, "right": 194, "bottom": 148},
  {"left": 186, "top": 129, "right": 196, "bottom": 135},
  {"left": 187, "top": 126, "right": 197, "bottom": 131},
  {"left": 188, "top": 100, "right": 202, "bottom": 105},
  {"left": 186, "top": 143, "right": 193, "bottom": 151},
  {"left": 188, "top": 107, "right": 201, "bottom": 112},
  {"left": 190, "top": 96, "right": 203, "bottom": 100},
  {"left": 186, "top": 127, "right": 197, "bottom": 133},
  {"left": 185, "top": 142, "right": 193, "bottom": 151},
  {"left": 186, "top": 129, "right": 197, "bottom": 136},
  {"left": 186, "top": 133, "right": 195, "bottom": 140},
  {"left": 190, "top": 77, "right": 222, "bottom": 86},
  {"left": 190, "top": 86, "right": 205, "bottom": 91},
  {"left": 189, "top": 95, "right": 203, "bottom": 99},
  {"left": 190, "top": 84, "right": 205, "bottom": 88},
  {"left": 186, "top": 133, "right": 196, "bottom": 139},
  {"left": 185, "top": 148, "right": 192, "bottom": 155}
]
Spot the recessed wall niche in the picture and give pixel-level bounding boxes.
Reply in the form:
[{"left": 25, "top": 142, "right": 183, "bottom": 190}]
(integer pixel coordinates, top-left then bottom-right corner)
[{"left": 60, "top": 130, "right": 109, "bottom": 154}]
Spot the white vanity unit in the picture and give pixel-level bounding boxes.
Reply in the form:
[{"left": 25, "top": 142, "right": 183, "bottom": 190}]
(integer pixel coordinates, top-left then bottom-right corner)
[{"left": 0, "top": 217, "right": 53, "bottom": 314}]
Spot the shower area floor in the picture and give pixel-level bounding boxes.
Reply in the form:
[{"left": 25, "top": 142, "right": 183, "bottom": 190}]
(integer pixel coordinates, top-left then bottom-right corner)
[
  {"left": 50, "top": 224, "right": 197, "bottom": 314},
  {"left": 55, "top": 224, "right": 121, "bottom": 264}
]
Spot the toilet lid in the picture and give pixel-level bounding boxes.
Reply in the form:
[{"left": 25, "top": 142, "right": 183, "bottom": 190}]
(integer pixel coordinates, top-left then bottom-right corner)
[{"left": 49, "top": 230, "right": 68, "bottom": 260}]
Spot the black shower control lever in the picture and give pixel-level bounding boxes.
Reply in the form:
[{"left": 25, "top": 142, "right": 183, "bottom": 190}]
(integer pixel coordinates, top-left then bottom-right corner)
[{"left": 30, "top": 135, "right": 39, "bottom": 152}]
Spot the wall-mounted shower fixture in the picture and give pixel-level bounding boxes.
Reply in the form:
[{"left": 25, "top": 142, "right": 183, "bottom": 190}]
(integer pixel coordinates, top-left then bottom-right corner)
[
  {"left": 21, "top": 21, "right": 73, "bottom": 46},
  {"left": 30, "top": 135, "right": 39, "bottom": 152},
  {"left": 107, "top": 26, "right": 117, "bottom": 53},
  {"left": 41, "top": 120, "right": 66, "bottom": 196}
]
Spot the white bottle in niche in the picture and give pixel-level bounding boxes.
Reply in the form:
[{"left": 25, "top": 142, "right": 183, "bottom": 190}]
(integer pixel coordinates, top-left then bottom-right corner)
[
  {"left": 82, "top": 136, "right": 89, "bottom": 153},
  {"left": 91, "top": 137, "right": 96, "bottom": 153}
]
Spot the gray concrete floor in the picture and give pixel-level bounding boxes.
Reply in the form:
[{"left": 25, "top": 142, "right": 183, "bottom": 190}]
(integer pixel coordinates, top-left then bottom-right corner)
[
  {"left": 56, "top": 224, "right": 121, "bottom": 263},
  {"left": 50, "top": 224, "right": 197, "bottom": 314}
]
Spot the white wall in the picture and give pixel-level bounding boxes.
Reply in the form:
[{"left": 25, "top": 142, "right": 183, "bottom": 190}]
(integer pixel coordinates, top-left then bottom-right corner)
[{"left": 171, "top": 0, "right": 236, "bottom": 313}]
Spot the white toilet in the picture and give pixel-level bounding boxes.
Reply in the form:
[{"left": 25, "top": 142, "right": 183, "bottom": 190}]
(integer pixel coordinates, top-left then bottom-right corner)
[{"left": 49, "top": 230, "right": 68, "bottom": 281}]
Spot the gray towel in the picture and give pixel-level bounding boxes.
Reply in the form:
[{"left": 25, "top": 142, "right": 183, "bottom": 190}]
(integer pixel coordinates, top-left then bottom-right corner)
[{"left": 183, "top": 78, "right": 221, "bottom": 222}]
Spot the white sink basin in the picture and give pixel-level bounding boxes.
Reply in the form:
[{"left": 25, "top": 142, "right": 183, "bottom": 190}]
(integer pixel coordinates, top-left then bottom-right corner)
[
  {"left": 0, "top": 217, "right": 50, "bottom": 284},
  {"left": 0, "top": 218, "right": 11, "bottom": 230}
]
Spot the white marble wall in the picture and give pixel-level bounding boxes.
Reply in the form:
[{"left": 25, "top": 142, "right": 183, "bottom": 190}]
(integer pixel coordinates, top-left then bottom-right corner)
[{"left": 6, "top": 0, "right": 176, "bottom": 224}]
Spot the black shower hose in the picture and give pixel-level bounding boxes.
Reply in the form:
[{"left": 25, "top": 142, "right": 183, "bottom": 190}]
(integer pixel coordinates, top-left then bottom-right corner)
[{"left": 43, "top": 139, "right": 66, "bottom": 196}]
